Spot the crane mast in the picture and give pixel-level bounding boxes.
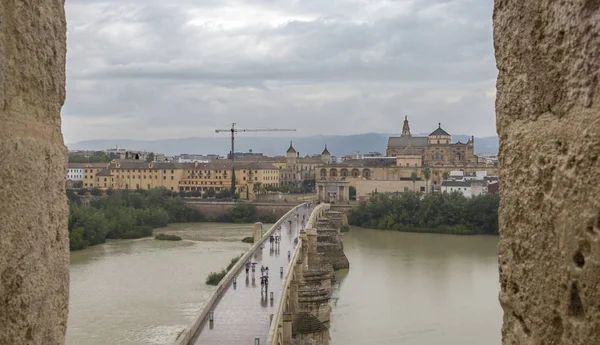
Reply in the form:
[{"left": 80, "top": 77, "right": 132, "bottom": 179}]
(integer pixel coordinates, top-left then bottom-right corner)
[{"left": 215, "top": 123, "right": 296, "bottom": 195}]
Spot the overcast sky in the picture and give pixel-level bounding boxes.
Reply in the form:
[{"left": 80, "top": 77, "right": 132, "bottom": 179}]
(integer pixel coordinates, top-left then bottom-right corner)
[{"left": 62, "top": 0, "right": 497, "bottom": 144}]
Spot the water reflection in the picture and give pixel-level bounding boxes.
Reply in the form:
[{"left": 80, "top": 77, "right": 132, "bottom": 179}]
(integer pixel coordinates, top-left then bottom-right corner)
[{"left": 330, "top": 227, "right": 502, "bottom": 345}]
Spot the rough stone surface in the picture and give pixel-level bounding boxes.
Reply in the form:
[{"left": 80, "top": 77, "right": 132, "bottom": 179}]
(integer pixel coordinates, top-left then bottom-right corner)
[
  {"left": 0, "top": 1, "right": 69, "bottom": 344},
  {"left": 494, "top": 1, "right": 600, "bottom": 344}
]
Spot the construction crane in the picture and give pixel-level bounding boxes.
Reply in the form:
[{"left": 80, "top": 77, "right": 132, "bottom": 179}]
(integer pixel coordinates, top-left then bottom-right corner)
[{"left": 215, "top": 123, "right": 296, "bottom": 194}]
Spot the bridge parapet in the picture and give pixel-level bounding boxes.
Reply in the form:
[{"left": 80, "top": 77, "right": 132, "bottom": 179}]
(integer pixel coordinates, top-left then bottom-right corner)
[{"left": 173, "top": 202, "right": 309, "bottom": 345}]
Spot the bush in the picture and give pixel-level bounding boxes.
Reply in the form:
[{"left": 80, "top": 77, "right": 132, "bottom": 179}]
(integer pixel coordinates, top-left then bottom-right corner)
[
  {"left": 155, "top": 233, "right": 182, "bottom": 241},
  {"left": 258, "top": 214, "right": 277, "bottom": 223},
  {"left": 226, "top": 203, "right": 258, "bottom": 223},
  {"left": 119, "top": 225, "right": 154, "bottom": 239},
  {"left": 90, "top": 188, "right": 103, "bottom": 196},
  {"left": 340, "top": 225, "right": 350, "bottom": 233},
  {"left": 241, "top": 237, "right": 254, "bottom": 243},
  {"left": 226, "top": 255, "right": 242, "bottom": 271},
  {"left": 206, "top": 269, "right": 227, "bottom": 286},
  {"left": 206, "top": 254, "right": 243, "bottom": 285},
  {"left": 69, "top": 227, "right": 89, "bottom": 251}
]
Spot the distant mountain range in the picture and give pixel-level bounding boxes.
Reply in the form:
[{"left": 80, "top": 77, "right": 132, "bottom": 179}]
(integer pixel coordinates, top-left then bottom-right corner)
[{"left": 67, "top": 133, "right": 499, "bottom": 157}]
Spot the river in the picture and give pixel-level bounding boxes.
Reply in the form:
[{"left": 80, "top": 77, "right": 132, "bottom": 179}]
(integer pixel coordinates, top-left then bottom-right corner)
[
  {"left": 67, "top": 223, "right": 501, "bottom": 345},
  {"left": 67, "top": 223, "right": 261, "bottom": 345},
  {"left": 330, "top": 227, "right": 502, "bottom": 345}
]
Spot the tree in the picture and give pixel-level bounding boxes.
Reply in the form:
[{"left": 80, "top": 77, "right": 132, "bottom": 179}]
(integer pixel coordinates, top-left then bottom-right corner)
[
  {"left": 204, "top": 188, "right": 216, "bottom": 198},
  {"left": 422, "top": 167, "right": 431, "bottom": 194},
  {"left": 410, "top": 171, "right": 418, "bottom": 192},
  {"left": 145, "top": 152, "right": 155, "bottom": 162},
  {"left": 442, "top": 171, "right": 450, "bottom": 180}
]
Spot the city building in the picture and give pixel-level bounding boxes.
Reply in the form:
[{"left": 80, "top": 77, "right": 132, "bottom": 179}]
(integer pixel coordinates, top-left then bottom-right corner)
[
  {"left": 386, "top": 116, "right": 477, "bottom": 165},
  {"left": 441, "top": 180, "right": 488, "bottom": 198},
  {"left": 81, "top": 159, "right": 280, "bottom": 200},
  {"left": 67, "top": 163, "right": 85, "bottom": 181}
]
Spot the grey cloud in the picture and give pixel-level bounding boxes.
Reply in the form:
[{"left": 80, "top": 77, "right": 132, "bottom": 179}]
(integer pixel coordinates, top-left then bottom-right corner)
[{"left": 63, "top": 0, "right": 497, "bottom": 144}]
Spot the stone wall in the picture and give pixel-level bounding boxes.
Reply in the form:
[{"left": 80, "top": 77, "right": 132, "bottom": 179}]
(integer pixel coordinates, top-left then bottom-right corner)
[
  {"left": 0, "top": 1, "right": 69, "bottom": 345},
  {"left": 494, "top": 1, "right": 600, "bottom": 344},
  {"left": 355, "top": 179, "right": 427, "bottom": 198},
  {"left": 185, "top": 201, "right": 296, "bottom": 219}
]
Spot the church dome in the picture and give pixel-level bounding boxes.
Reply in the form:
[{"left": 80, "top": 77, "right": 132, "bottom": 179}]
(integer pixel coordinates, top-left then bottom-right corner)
[
  {"left": 429, "top": 123, "right": 450, "bottom": 136},
  {"left": 321, "top": 145, "right": 331, "bottom": 156}
]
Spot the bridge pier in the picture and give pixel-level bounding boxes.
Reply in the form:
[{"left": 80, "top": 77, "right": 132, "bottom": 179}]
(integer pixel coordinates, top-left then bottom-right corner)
[
  {"left": 253, "top": 222, "right": 263, "bottom": 244},
  {"left": 282, "top": 313, "right": 293, "bottom": 345}
]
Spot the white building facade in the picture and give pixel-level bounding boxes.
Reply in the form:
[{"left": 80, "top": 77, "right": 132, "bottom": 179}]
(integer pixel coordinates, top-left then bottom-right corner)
[
  {"left": 441, "top": 180, "right": 488, "bottom": 198},
  {"left": 67, "top": 167, "right": 83, "bottom": 181}
]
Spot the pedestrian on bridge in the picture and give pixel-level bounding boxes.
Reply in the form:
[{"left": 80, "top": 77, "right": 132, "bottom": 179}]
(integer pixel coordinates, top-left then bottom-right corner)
[
  {"left": 245, "top": 261, "right": 251, "bottom": 275},
  {"left": 269, "top": 234, "right": 274, "bottom": 247},
  {"left": 251, "top": 262, "right": 257, "bottom": 275},
  {"left": 260, "top": 275, "right": 269, "bottom": 292},
  {"left": 260, "top": 265, "right": 265, "bottom": 276},
  {"left": 265, "top": 266, "right": 269, "bottom": 276}
]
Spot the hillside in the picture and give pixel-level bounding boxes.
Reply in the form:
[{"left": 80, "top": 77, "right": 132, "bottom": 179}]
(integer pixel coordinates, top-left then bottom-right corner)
[{"left": 67, "top": 133, "right": 499, "bottom": 157}]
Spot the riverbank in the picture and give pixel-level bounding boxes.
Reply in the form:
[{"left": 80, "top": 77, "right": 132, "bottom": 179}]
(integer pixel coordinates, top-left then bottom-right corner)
[
  {"left": 67, "top": 188, "right": 278, "bottom": 251},
  {"left": 348, "top": 191, "right": 499, "bottom": 235}
]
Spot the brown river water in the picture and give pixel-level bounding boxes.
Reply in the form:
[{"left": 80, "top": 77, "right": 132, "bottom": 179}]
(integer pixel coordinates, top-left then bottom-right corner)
[{"left": 67, "top": 223, "right": 501, "bottom": 345}]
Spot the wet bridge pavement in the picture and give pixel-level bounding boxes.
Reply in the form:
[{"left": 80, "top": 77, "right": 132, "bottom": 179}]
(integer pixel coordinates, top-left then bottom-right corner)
[{"left": 190, "top": 206, "right": 313, "bottom": 345}]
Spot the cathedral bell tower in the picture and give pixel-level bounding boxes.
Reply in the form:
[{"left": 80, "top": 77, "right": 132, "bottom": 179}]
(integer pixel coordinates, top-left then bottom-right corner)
[{"left": 401, "top": 115, "right": 411, "bottom": 138}]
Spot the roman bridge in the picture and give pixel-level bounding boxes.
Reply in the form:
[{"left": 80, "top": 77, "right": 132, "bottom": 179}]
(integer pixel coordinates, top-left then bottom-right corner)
[{"left": 173, "top": 202, "right": 349, "bottom": 345}]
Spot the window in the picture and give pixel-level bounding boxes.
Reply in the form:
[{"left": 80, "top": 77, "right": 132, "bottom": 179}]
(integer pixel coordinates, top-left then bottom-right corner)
[
  {"left": 171, "top": 176, "right": 174, "bottom": 180},
  {"left": 171, "top": 170, "right": 174, "bottom": 173}
]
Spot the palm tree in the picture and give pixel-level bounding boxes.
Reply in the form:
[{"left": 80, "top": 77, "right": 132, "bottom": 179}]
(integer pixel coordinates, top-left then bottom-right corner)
[
  {"left": 410, "top": 171, "right": 418, "bottom": 192},
  {"left": 422, "top": 167, "right": 431, "bottom": 194}
]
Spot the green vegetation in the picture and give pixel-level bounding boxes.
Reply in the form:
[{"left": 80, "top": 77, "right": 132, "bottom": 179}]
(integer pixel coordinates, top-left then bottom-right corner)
[
  {"left": 217, "top": 203, "right": 276, "bottom": 223},
  {"left": 349, "top": 191, "right": 499, "bottom": 235},
  {"left": 67, "top": 188, "right": 204, "bottom": 251},
  {"left": 206, "top": 270, "right": 227, "bottom": 285},
  {"left": 206, "top": 254, "right": 243, "bottom": 286},
  {"left": 67, "top": 188, "right": 279, "bottom": 252},
  {"left": 241, "top": 237, "right": 254, "bottom": 243},
  {"left": 264, "top": 185, "right": 314, "bottom": 194},
  {"left": 340, "top": 225, "right": 350, "bottom": 233},
  {"left": 155, "top": 233, "right": 182, "bottom": 241}
]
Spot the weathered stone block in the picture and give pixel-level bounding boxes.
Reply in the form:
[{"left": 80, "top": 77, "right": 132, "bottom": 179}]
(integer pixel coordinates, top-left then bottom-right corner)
[
  {"left": 494, "top": 1, "right": 600, "bottom": 344},
  {"left": 0, "top": 1, "right": 69, "bottom": 344}
]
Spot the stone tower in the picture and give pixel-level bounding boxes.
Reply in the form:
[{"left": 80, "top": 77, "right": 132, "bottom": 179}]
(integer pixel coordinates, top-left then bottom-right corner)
[
  {"left": 401, "top": 115, "right": 411, "bottom": 137},
  {"left": 286, "top": 141, "right": 297, "bottom": 167},
  {"left": 321, "top": 145, "right": 331, "bottom": 164},
  {"left": 495, "top": 1, "right": 600, "bottom": 345},
  {"left": 0, "top": 1, "right": 69, "bottom": 345}
]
